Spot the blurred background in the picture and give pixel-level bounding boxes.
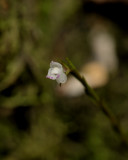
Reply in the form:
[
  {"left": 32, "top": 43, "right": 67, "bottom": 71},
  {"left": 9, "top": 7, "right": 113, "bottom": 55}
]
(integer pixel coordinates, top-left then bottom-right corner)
[{"left": 0, "top": 0, "right": 128, "bottom": 160}]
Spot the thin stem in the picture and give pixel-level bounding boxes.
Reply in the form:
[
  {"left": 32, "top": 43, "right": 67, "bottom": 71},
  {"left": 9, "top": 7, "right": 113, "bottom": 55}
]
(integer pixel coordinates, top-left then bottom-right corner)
[{"left": 65, "top": 59, "right": 127, "bottom": 146}]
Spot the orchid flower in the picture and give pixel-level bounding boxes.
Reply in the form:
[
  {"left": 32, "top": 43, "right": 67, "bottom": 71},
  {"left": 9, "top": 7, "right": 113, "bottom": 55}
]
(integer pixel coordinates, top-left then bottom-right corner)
[{"left": 46, "top": 61, "right": 67, "bottom": 84}]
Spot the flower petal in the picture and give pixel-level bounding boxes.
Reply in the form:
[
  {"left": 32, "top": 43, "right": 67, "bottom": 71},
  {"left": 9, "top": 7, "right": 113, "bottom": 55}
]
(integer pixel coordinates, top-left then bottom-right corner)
[
  {"left": 56, "top": 72, "right": 67, "bottom": 84},
  {"left": 46, "top": 68, "right": 60, "bottom": 80},
  {"left": 50, "top": 67, "right": 60, "bottom": 75},
  {"left": 50, "top": 61, "right": 62, "bottom": 69},
  {"left": 49, "top": 74, "right": 57, "bottom": 80},
  {"left": 47, "top": 61, "right": 67, "bottom": 84},
  {"left": 46, "top": 68, "right": 52, "bottom": 78}
]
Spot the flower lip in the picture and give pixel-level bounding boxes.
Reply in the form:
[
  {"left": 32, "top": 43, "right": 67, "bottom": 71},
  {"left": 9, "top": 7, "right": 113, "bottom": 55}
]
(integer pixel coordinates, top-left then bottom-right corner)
[{"left": 56, "top": 74, "right": 60, "bottom": 78}]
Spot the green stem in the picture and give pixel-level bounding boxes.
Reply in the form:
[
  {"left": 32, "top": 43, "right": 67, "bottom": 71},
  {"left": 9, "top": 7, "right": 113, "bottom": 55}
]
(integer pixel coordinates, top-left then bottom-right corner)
[{"left": 65, "top": 59, "right": 127, "bottom": 146}]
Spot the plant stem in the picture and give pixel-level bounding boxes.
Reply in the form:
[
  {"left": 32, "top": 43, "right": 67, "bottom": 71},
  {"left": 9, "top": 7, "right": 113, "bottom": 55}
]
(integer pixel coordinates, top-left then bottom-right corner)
[{"left": 66, "top": 61, "right": 127, "bottom": 146}]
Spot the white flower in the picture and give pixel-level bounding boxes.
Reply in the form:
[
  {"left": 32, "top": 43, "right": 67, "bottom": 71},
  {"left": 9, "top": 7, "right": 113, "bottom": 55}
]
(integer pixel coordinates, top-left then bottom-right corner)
[{"left": 46, "top": 61, "right": 67, "bottom": 84}]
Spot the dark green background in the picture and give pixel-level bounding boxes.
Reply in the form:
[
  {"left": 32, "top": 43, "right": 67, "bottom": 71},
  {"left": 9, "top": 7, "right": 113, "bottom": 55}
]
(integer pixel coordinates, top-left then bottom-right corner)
[{"left": 0, "top": 0, "right": 128, "bottom": 160}]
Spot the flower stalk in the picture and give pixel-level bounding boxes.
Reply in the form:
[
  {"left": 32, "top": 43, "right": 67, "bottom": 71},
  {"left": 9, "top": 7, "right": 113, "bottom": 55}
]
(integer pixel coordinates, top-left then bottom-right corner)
[{"left": 64, "top": 58, "right": 127, "bottom": 146}]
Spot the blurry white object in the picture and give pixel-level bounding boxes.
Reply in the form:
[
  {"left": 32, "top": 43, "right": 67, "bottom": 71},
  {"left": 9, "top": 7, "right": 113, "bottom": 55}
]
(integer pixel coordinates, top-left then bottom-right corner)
[{"left": 90, "top": 28, "right": 118, "bottom": 73}]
